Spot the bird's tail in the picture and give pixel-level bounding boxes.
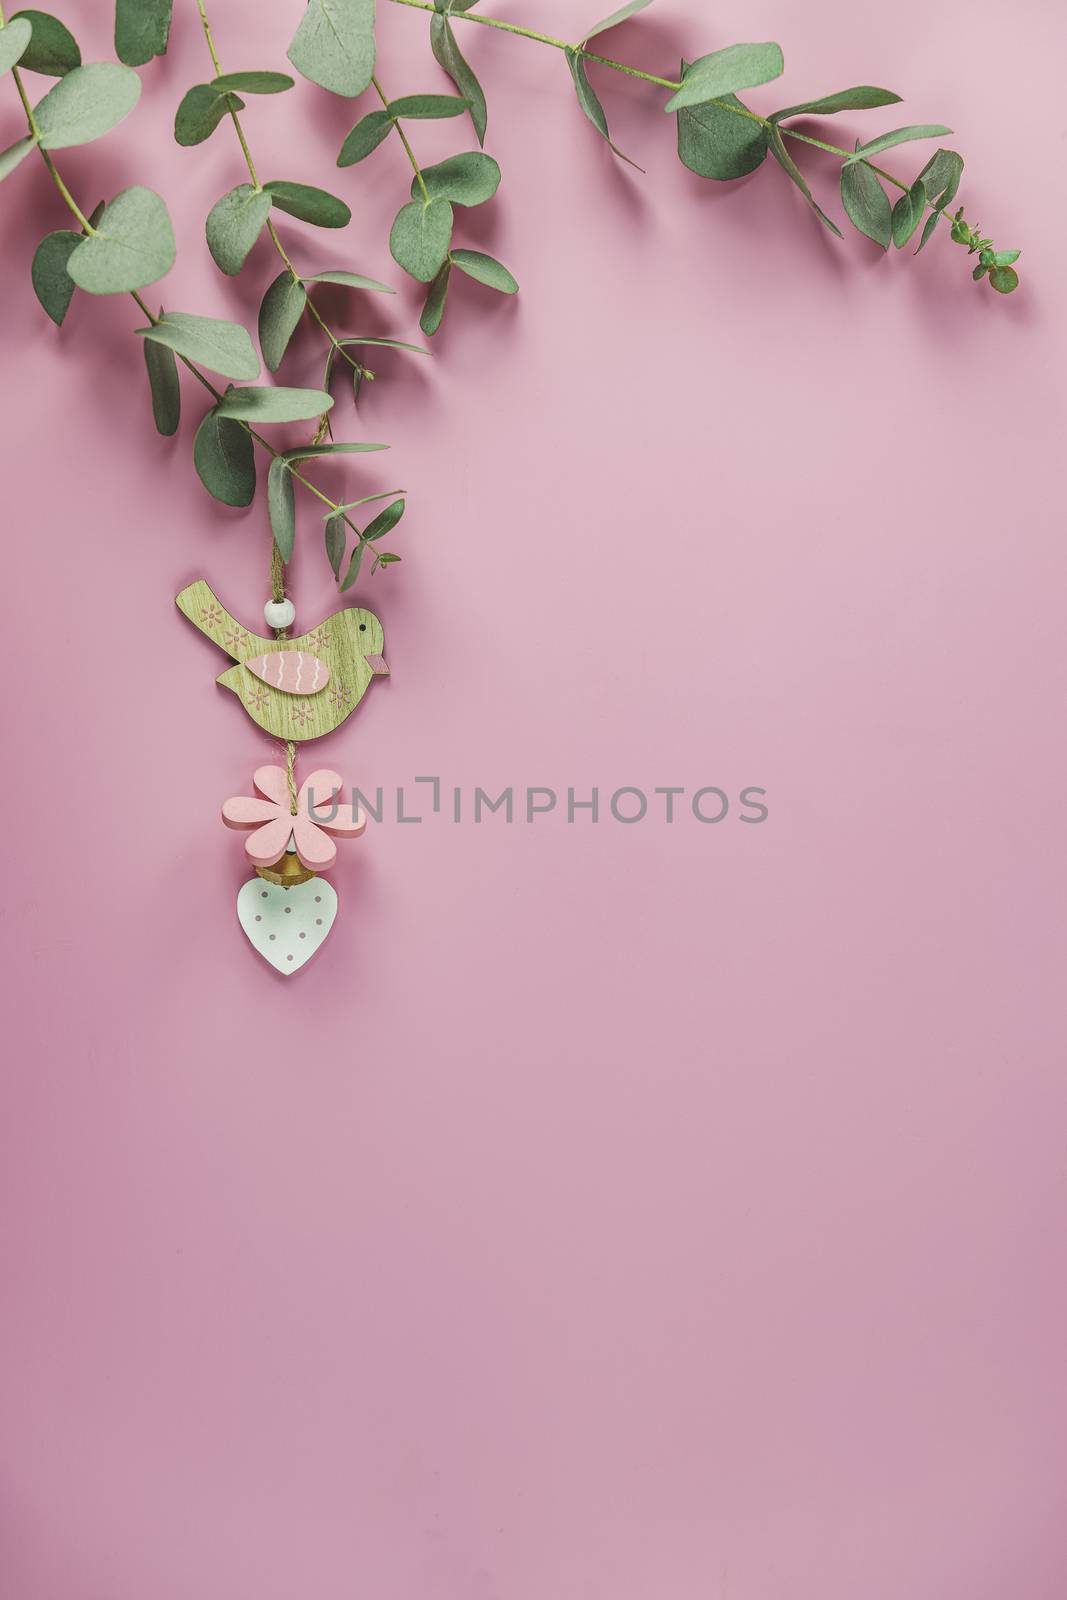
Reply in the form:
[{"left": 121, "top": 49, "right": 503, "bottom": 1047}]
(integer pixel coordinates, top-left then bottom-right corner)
[{"left": 175, "top": 580, "right": 269, "bottom": 657}]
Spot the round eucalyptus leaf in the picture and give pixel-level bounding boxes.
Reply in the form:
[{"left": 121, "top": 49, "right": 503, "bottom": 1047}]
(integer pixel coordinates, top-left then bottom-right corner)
[
  {"left": 213, "top": 70, "right": 294, "bottom": 93},
  {"left": 389, "top": 197, "right": 454, "bottom": 282},
  {"left": 0, "top": 16, "right": 32, "bottom": 77},
  {"left": 665, "top": 43, "right": 784, "bottom": 114},
  {"left": 287, "top": 0, "right": 375, "bottom": 98},
  {"left": 66, "top": 186, "right": 175, "bottom": 293},
  {"left": 138, "top": 310, "right": 261, "bottom": 381},
  {"left": 115, "top": 0, "right": 172, "bottom": 67},
  {"left": 10, "top": 10, "right": 81, "bottom": 76},
  {"left": 217, "top": 386, "right": 334, "bottom": 423},
  {"left": 337, "top": 109, "right": 392, "bottom": 166},
  {"left": 31, "top": 228, "right": 80, "bottom": 324},
  {"left": 206, "top": 183, "right": 272, "bottom": 276},
  {"left": 840, "top": 160, "right": 891, "bottom": 250},
  {"left": 194, "top": 409, "right": 256, "bottom": 506},
  {"left": 420, "top": 263, "right": 450, "bottom": 336},
  {"left": 676, "top": 83, "right": 766, "bottom": 180},
  {"left": 415, "top": 151, "right": 500, "bottom": 206},
  {"left": 989, "top": 265, "right": 1019, "bottom": 293},
  {"left": 174, "top": 83, "right": 244, "bottom": 147},
  {"left": 143, "top": 338, "right": 180, "bottom": 436},
  {"left": 259, "top": 270, "right": 308, "bottom": 373},
  {"left": 34, "top": 61, "right": 141, "bottom": 150},
  {"left": 450, "top": 248, "right": 518, "bottom": 293}
]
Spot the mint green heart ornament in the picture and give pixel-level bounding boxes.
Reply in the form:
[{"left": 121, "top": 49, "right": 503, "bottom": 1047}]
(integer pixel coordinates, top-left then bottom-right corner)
[{"left": 236, "top": 876, "right": 337, "bottom": 974}]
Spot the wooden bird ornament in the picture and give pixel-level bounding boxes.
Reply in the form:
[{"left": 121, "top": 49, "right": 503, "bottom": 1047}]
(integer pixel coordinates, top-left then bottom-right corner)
[{"left": 175, "top": 579, "right": 389, "bottom": 741}]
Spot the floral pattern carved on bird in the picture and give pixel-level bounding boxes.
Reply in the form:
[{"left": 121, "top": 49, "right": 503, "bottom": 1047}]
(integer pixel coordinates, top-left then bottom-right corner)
[{"left": 176, "top": 579, "right": 389, "bottom": 742}]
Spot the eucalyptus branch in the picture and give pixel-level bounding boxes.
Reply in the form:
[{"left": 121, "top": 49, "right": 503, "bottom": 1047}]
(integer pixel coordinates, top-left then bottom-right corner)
[{"left": 192, "top": 0, "right": 364, "bottom": 383}]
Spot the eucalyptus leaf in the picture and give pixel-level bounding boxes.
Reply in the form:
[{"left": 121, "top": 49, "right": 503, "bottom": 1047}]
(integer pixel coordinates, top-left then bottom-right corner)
[
  {"left": 10, "top": 11, "right": 81, "bottom": 76},
  {"left": 389, "top": 196, "right": 454, "bottom": 281},
  {"left": 992, "top": 249, "right": 1020, "bottom": 266},
  {"left": 450, "top": 248, "right": 518, "bottom": 292},
  {"left": 770, "top": 86, "right": 901, "bottom": 121},
  {"left": 0, "top": 134, "right": 36, "bottom": 182},
  {"left": 891, "top": 178, "right": 926, "bottom": 248},
  {"left": 287, "top": 0, "right": 375, "bottom": 98},
  {"left": 281, "top": 441, "right": 387, "bottom": 462},
  {"left": 33, "top": 62, "right": 140, "bottom": 150},
  {"left": 337, "top": 108, "right": 392, "bottom": 165},
  {"left": 212, "top": 70, "right": 294, "bottom": 93},
  {"left": 115, "top": 0, "right": 172, "bottom": 65},
  {"left": 217, "top": 386, "right": 334, "bottom": 423},
  {"left": 267, "top": 455, "right": 297, "bottom": 561},
  {"left": 918, "top": 148, "right": 963, "bottom": 209},
  {"left": 174, "top": 83, "right": 244, "bottom": 147},
  {"left": 340, "top": 540, "right": 363, "bottom": 592},
  {"left": 0, "top": 15, "right": 32, "bottom": 76},
  {"left": 915, "top": 208, "right": 942, "bottom": 254},
  {"left": 338, "top": 336, "right": 429, "bottom": 353},
  {"left": 567, "top": 51, "right": 640, "bottom": 168},
  {"left": 205, "top": 183, "right": 272, "bottom": 275},
  {"left": 387, "top": 93, "right": 469, "bottom": 118},
  {"left": 989, "top": 265, "right": 1018, "bottom": 294},
  {"left": 840, "top": 159, "right": 891, "bottom": 249},
  {"left": 375, "top": 551, "right": 402, "bottom": 567},
  {"left": 66, "top": 186, "right": 176, "bottom": 293},
  {"left": 676, "top": 66, "right": 765, "bottom": 180},
  {"left": 259, "top": 270, "right": 307, "bottom": 372},
  {"left": 430, "top": 13, "right": 486, "bottom": 146},
  {"left": 581, "top": 0, "right": 652, "bottom": 44},
  {"left": 325, "top": 514, "right": 346, "bottom": 579},
  {"left": 420, "top": 262, "right": 450, "bottom": 336},
  {"left": 326, "top": 491, "right": 406, "bottom": 517},
  {"left": 765, "top": 125, "right": 842, "bottom": 237},
  {"left": 138, "top": 310, "right": 260, "bottom": 380},
  {"left": 848, "top": 124, "right": 952, "bottom": 160},
  {"left": 304, "top": 269, "right": 394, "bottom": 293},
  {"left": 363, "top": 498, "right": 404, "bottom": 541},
  {"left": 415, "top": 151, "right": 500, "bottom": 205},
  {"left": 264, "top": 179, "right": 351, "bottom": 228},
  {"left": 193, "top": 409, "right": 255, "bottom": 506},
  {"left": 143, "top": 337, "right": 180, "bottom": 436},
  {"left": 30, "top": 228, "right": 79, "bottom": 324},
  {"left": 665, "top": 43, "right": 784, "bottom": 114}
]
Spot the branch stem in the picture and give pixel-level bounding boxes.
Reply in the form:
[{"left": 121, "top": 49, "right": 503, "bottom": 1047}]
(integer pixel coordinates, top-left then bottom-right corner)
[{"left": 371, "top": 75, "right": 430, "bottom": 201}]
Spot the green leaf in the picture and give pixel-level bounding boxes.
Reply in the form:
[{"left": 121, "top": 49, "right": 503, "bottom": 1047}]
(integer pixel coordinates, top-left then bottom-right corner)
[
  {"left": 194, "top": 409, "right": 255, "bottom": 506},
  {"left": 848, "top": 124, "right": 952, "bottom": 160},
  {"left": 765, "top": 125, "right": 842, "bottom": 237},
  {"left": 389, "top": 196, "right": 454, "bottom": 281},
  {"left": 280, "top": 442, "right": 387, "bottom": 465},
  {"left": 31, "top": 228, "right": 79, "bottom": 324},
  {"left": 770, "top": 86, "right": 901, "bottom": 121},
  {"left": 918, "top": 148, "right": 963, "bottom": 209},
  {"left": 143, "top": 337, "right": 180, "bottom": 436},
  {"left": 259, "top": 271, "right": 307, "bottom": 372},
  {"left": 174, "top": 83, "right": 244, "bottom": 146},
  {"left": 414, "top": 151, "right": 500, "bottom": 205},
  {"left": 363, "top": 498, "right": 404, "bottom": 541},
  {"left": 212, "top": 70, "right": 294, "bottom": 93},
  {"left": 263, "top": 179, "right": 351, "bottom": 228},
  {"left": 375, "top": 551, "right": 401, "bottom": 566},
  {"left": 337, "top": 108, "right": 393, "bottom": 165},
  {"left": 430, "top": 14, "right": 486, "bottom": 146},
  {"left": 450, "top": 248, "right": 518, "bottom": 293},
  {"left": 665, "top": 43, "right": 784, "bottom": 114},
  {"left": 325, "top": 490, "right": 406, "bottom": 517},
  {"left": 0, "top": 15, "right": 33, "bottom": 76},
  {"left": 205, "top": 183, "right": 272, "bottom": 275},
  {"left": 420, "top": 262, "right": 450, "bottom": 335},
  {"left": 287, "top": 0, "right": 375, "bottom": 98},
  {"left": 840, "top": 159, "right": 891, "bottom": 249},
  {"left": 10, "top": 11, "right": 81, "bottom": 76},
  {"left": 340, "top": 540, "right": 363, "bottom": 592},
  {"left": 915, "top": 209, "right": 941, "bottom": 254},
  {"left": 676, "top": 65, "right": 765, "bottom": 180},
  {"left": 267, "top": 456, "right": 297, "bottom": 561},
  {"left": 66, "top": 186, "right": 175, "bottom": 293},
  {"left": 115, "top": 0, "right": 171, "bottom": 64},
  {"left": 217, "top": 386, "right": 334, "bottom": 423},
  {"left": 567, "top": 51, "right": 640, "bottom": 168},
  {"left": 138, "top": 310, "right": 260, "bottom": 380},
  {"left": 581, "top": 0, "right": 652, "bottom": 43},
  {"left": 992, "top": 249, "right": 1020, "bottom": 267},
  {"left": 337, "top": 336, "right": 429, "bottom": 353},
  {"left": 387, "top": 93, "right": 469, "bottom": 118},
  {"left": 304, "top": 269, "right": 394, "bottom": 293},
  {"left": 891, "top": 178, "right": 925, "bottom": 248},
  {"left": 325, "top": 514, "right": 346, "bottom": 578},
  {"left": 989, "top": 265, "right": 1019, "bottom": 294},
  {"left": 33, "top": 62, "right": 140, "bottom": 149},
  {"left": 972, "top": 262, "right": 987, "bottom": 281},
  {"left": 0, "top": 134, "right": 36, "bottom": 181}
]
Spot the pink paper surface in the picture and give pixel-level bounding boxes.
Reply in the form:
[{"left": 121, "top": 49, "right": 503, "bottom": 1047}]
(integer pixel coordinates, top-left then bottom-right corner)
[{"left": 2, "top": 2, "right": 1065, "bottom": 1595}]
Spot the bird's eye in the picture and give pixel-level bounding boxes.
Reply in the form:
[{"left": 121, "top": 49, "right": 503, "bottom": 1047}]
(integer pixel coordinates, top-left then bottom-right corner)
[{"left": 359, "top": 623, "right": 367, "bottom": 632}]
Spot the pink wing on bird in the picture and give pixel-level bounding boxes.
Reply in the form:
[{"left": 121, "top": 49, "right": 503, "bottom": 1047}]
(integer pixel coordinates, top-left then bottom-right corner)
[{"left": 244, "top": 650, "right": 331, "bottom": 695}]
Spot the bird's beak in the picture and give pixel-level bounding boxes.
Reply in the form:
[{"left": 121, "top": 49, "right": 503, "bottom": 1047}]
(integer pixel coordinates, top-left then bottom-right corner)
[{"left": 365, "top": 653, "right": 389, "bottom": 676}]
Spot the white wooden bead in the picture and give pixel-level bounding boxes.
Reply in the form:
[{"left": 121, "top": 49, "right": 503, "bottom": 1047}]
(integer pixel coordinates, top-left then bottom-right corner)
[{"left": 264, "top": 598, "right": 296, "bottom": 630}]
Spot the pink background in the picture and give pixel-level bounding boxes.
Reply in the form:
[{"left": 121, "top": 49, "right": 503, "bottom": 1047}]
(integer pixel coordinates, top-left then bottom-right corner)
[{"left": 3, "top": 1, "right": 1065, "bottom": 1595}]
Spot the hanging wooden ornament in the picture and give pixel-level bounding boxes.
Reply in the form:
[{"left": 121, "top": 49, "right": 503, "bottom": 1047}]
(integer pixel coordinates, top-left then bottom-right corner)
[{"left": 178, "top": 580, "right": 385, "bottom": 974}]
